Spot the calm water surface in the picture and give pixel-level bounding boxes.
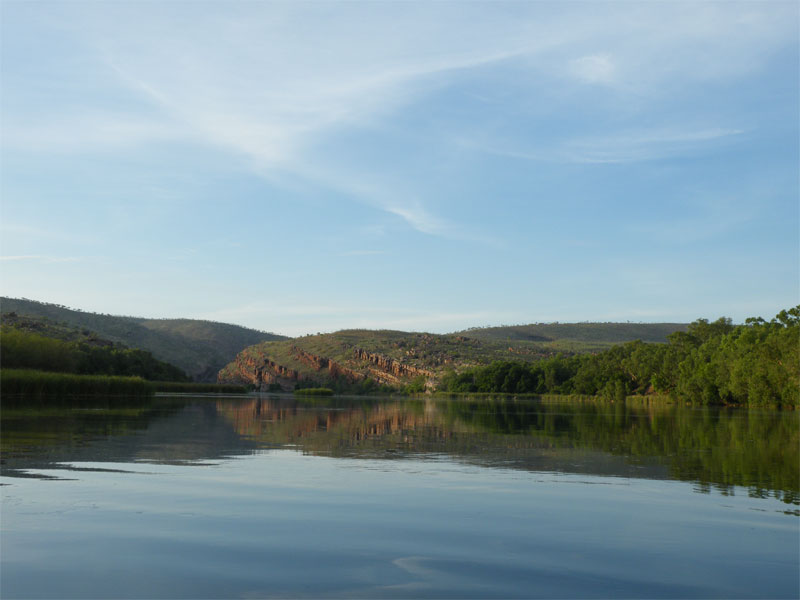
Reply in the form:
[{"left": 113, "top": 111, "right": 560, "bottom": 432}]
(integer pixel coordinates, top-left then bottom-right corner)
[{"left": 2, "top": 395, "right": 798, "bottom": 598}]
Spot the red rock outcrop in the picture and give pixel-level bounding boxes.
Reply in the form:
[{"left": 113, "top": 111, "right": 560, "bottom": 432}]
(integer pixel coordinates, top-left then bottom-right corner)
[
  {"left": 353, "top": 348, "right": 433, "bottom": 380},
  {"left": 219, "top": 353, "right": 304, "bottom": 390},
  {"left": 292, "top": 346, "right": 366, "bottom": 383},
  {"left": 220, "top": 345, "right": 433, "bottom": 391},
  {"left": 327, "top": 360, "right": 366, "bottom": 383},
  {"left": 292, "top": 346, "right": 329, "bottom": 370}
]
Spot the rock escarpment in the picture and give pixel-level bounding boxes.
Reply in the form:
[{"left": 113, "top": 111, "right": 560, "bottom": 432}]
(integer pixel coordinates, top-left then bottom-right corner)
[
  {"left": 218, "top": 345, "right": 376, "bottom": 390},
  {"left": 292, "top": 347, "right": 365, "bottom": 383},
  {"left": 289, "top": 345, "right": 431, "bottom": 387},
  {"left": 293, "top": 347, "right": 328, "bottom": 371},
  {"left": 219, "top": 332, "right": 481, "bottom": 391},
  {"left": 218, "top": 353, "right": 304, "bottom": 390},
  {"left": 353, "top": 348, "right": 433, "bottom": 380}
]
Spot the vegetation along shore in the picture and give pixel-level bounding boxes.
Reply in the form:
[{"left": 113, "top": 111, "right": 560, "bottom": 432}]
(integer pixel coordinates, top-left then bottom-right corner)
[{"left": 1, "top": 298, "right": 796, "bottom": 407}]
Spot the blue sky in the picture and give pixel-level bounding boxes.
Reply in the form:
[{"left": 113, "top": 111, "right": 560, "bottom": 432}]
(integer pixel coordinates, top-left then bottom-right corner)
[{"left": 1, "top": 1, "right": 797, "bottom": 336}]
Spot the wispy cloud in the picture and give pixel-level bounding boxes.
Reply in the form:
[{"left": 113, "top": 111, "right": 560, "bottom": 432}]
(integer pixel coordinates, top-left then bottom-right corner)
[
  {"left": 283, "top": 162, "right": 500, "bottom": 243},
  {"left": 3, "top": 1, "right": 794, "bottom": 239},
  {"left": 91, "top": 11, "right": 532, "bottom": 171},
  {"left": 382, "top": 204, "right": 452, "bottom": 237}
]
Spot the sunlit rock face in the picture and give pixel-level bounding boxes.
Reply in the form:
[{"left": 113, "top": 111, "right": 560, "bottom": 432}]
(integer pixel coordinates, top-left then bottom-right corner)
[
  {"left": 353, "top": 348, "right": 433, "bottom": 380},
  {"left": 217, "top": 344, "right": 432, "bottom": 391},
  {"left": 293, "top": 347, "right": 365, "bottom": 383},
  {"left": 217, "top": 354, "right": 305, "bottom": 390}
]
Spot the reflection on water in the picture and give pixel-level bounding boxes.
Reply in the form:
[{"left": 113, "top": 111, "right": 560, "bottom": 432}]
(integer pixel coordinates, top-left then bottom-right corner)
[
  {"left": 3, "top": 395, "right": 798, "bottom": 503},
  {"left": 2, "top": 395, "right": 798, "bottom": 599}
]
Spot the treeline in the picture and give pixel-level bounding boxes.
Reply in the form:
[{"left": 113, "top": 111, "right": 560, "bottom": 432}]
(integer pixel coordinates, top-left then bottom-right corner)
[
  {"left": 439, "top": 307, "right": 799, "bottom": 406},
  {"left": 0, "top": 327, "right": 189, "bottom": 382}
]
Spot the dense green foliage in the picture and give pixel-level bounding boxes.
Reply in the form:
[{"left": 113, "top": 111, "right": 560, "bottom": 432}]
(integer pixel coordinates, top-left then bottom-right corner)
[
  {"left": 1, "top": 369, "right": 154, "bottom": 399},
  {"left": 439, "top": 307, "right": 799, "bottom": 406},
  {"left": 403, "top": 375, "right": 428, "bottom": 394},
  {"left": 1, "top": 327, "right": 190, "bottom": 381},
  {"left": 2, "top": 298, "right": 286, "bottom": 380}
]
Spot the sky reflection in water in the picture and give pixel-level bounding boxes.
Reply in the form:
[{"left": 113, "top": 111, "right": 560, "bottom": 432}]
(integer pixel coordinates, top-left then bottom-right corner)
[{"left": 1, "top": 396, "right": 798, "bottom": 599}]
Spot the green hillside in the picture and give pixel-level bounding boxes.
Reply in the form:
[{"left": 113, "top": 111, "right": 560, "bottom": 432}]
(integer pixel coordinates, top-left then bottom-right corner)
[
  {"left": 1, "top": 312, "right": 113, "bottom": 345},
  {"left": 1, "top": 298, "right": 287, "bottom": 381},
  {"left": 0, "top": 323, "right": 189, "bottom": 383}
]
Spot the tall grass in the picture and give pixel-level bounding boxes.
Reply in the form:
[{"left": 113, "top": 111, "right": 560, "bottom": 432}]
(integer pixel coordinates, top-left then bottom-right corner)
[
  {"left": 1, "top": 368, "right": 154, "bottom": 399},
  {"left": 293, "top": 387, "right": 334, "bottom": 396}
]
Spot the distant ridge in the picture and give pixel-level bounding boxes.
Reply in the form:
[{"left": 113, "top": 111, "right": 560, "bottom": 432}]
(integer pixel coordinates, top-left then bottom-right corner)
[
  {"left": 1, "top": 297, "right": 287, "bottom": 381},
  {"left": 455, "top": 322, "right": 688, "bottom": 344}
]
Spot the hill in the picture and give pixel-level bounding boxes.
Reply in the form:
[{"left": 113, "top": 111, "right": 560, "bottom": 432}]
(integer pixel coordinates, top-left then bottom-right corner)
[
  {"left": 457, "top": 322, "right": 688, "bottom": 348},
  {"left": 2, "top": 298, "right": 691, "bottom": 390},
  {"left": 217, "top": 321, "right": 689, "bottom": 392},
  {"left": 1, "top": 298, "right": 287, "bottom": 381},
  {"left": 1, "top": 316, "right": 190, "bottom": 382},
  {"left": 217, "top": 330, "right": 506, "bottom": 392}
]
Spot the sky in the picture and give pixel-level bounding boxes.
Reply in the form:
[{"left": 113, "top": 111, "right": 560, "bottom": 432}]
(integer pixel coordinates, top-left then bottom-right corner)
[{"left": 1, "top": 1, "right": 798, "bottom": 336}]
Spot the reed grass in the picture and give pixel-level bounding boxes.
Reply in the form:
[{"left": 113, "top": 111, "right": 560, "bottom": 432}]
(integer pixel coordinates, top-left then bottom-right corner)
[
  {"left": 293, "top": 387, "right": 334, "bottom": 396},
  {"left": 1, "top": 368, "right": 154, "bottom": 399}
]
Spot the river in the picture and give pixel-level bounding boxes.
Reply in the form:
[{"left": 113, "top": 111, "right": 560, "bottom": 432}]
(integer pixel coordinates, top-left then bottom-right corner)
[{"left": 2, "top": 395, "right": 798, "bottom": 598}]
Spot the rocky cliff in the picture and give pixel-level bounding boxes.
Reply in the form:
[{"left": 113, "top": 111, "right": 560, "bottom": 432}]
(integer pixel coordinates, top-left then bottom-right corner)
[
  {"left": 353, "top": 348, "right": 433, "bottom": 380},
  {"left": 219, "top": 345, "right": 375, "bottom": 390},
  {"left": 292, "top": 347, "right": 365, "bottom": 383},
  {"left": 217, "top": 326, "right": 574, "bottom": 392},
  {"left": 218, "top": 353, "right": 305, "bottom": 390}
]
